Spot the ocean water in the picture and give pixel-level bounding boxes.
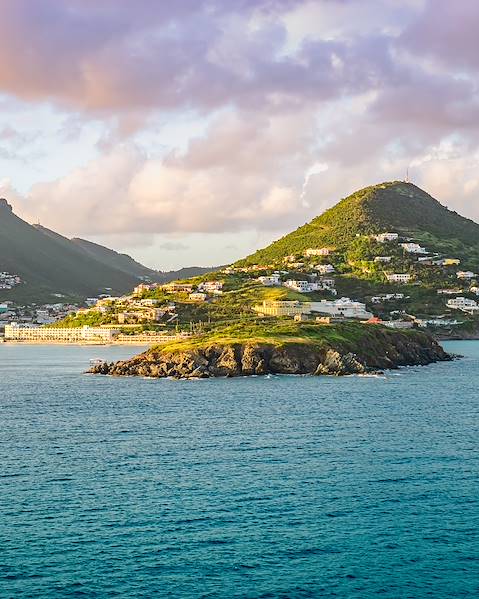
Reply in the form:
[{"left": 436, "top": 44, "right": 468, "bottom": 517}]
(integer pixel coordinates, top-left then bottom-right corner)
[{"left": 0, "top": 342, "right": 478, "bottom": 599}]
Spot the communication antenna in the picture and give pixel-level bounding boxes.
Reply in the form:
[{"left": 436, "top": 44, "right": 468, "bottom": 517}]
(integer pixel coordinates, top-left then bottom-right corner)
[{"left": 405, "top": 166, "right": 410, "bottom": 184}]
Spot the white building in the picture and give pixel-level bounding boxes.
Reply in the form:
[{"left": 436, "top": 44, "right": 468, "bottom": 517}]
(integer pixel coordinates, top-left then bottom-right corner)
[
  {"left": 400, "top": 242, "right": 427, "bottom": 254},
  {"left": 316, "top": 264, "right": 335, "bottom": 274},
  {"left": 437, "top": 288, "right": 463, "bottom": 295},
  {"left": 257, "top": 273, "right": 281, "bottom": 286},
  {"left": 198, "top": 280, "right": 224, "bottom": 292},
  {"left": 371, "top": 293, "right": 405, "bottom": 303},
  {"left": 309, "top": 297, "right": 373, "bottom": 320},
  {"left": 470, "top": 286, "right": 479, "bottom": 296},
  {"left": 446, "top": 297, "right": 479, "bottom": 314},
  {"left": 5, "top": 324, "right": 120, "bottom": 343},
  {"left": 383, "top": 321, "right": 414, "bottom": 329},
  {"left": 374, "top": 232, "right": 399, "bottom": 243},
  {"left": 457, "top": 271, "right": 476, "bottom": 280},
  {"left": 189, "top": 292, "right": 207, "bottom": 302},
  {"left": 374, "top": 256, "right": 392, "bottom": 263},
  {"left": 284, "top": 280, "right": 319, "bottom": 293},
  {"left": 304, "top": 247, "right": 333, "bottom": 257},
  {"left": 386, "top": 273, "right": 412, "bottom": 284},
  {"left": 253, "top": 297, "right": 372, "bottom": 319}
]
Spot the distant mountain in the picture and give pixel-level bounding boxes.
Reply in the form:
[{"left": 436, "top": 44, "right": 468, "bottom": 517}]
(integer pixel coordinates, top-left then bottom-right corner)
[
  {"left": 0, "top": 199, "right": 217, "bottom": 302},
  {"left": 239, "top": 181, "right": 479, "bottom": 266},
  {"left": 70, "top": 237, "right": 159, "bottom": 280}
]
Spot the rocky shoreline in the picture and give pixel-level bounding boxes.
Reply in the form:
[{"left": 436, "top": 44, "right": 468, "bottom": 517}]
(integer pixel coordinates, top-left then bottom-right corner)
[{"left": 88, "top": 329, "right": 452, "bottom": 379}]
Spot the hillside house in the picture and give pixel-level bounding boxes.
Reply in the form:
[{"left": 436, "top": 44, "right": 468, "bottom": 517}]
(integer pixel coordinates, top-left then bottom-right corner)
[
  {"left": 198, "top": 280, "right": 223, "bottom": 293},
  {"left": 304, "top": 247, "right": 333, "bottom": 257},
  {"left": 386, "top": 273, "right": 412, "bottom": 284},
  {"left": 374, "top": 256, "right": 392, "bottom": 263},
  {"left": 189, "top": 292, "right": 207, "bottom": 302},
  {"left": 257, "top": 274, "right": 281, "bottom": 286},
  {"left": 400, "top": 242, "right": 427, "bottom": 254},
  {"left": 437, "top": 288, "right": 463, "bottom": 295},
  {"left": 316, "top": 264, "right": 335, "bottom": 274},
  {"left": 457, "top": 271, "right": 476, "bottom": 280},
  {"left": 374, "top": 232, "right": 399, "bottom": 243},
  {"left": 284, "top": 280, "right": 319, "bottom": 293},
  {"left": 446, "top": 297, "right": 479, "bottom": 314}
]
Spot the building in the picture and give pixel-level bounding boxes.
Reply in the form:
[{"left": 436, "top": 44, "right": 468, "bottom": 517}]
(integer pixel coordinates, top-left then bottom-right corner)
[
  {"left": 443, "top": 258, "right": 461, "bottom": 266},
  {"left": 133, "top": 283, "right": 154, "bottom": 295},
  {"left": 257, "top": 273, "right": 281, "bottom": 286},
  {"left": 470, "top": 287, "right": 479, "bottom": 296},
  {"left": 304, "top": 247, "right": 333, "bottom": 257},
  {"left": 400, "top": 242, "right": 427, "bottom": 254},
  {"left": 383, "top": 321, "right": 414, "bottom": 329},
  {"left": 283, "top": 280, "right": 319, "bottom": 293},
  {"left": 189, "top": 292, "right": 207, "bottom": 302},
  {"left": 374, "top": 256, "right": 392, "bottom": 263},
  {"left": 446, "top": 297, "right": 479, "bottom": 314},
  {"left": 308, "top": 298, "right": 373, "bottom": 320},
  {"left": 198, "top": 281, "right": 224, "bottom": 293},
  {"left": 253, "top": 300, "right": 305, "bottom": 317},
  {"left": 374, "top": 232, "right": 399, "bottom": 243},
  {"left": 253, "top": 297, "right": 371, "bottom": 319},
  {"left": 316, "top": 264, "right": 335, "bottom": 274},
  {"left": 457, "top": 271, "right": 476, "bottom": 280},
  {"left": 437, "top": 288, "right": 463, "bottom": 295},
  {"left": 371, "top": 293, "right": 405, "bottom": 303},
  {"left": 5, "top": 324, "right": 120, "bottom": 343},
  {"left": 161, "top": 283, "right": 194, "bottom": 293},
  {"left": 386, "top": 273, "right": 412, "bottom": 284}
]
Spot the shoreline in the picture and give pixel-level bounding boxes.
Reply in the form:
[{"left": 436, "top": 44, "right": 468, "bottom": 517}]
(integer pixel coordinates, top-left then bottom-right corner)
[{"left": 0, "top": 340, "right": 150, "bottom": 346}]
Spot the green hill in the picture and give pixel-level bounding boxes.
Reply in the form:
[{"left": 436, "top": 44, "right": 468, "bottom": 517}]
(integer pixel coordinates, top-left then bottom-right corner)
[
  {"left": 240, "top": 181, "right": 479, "bottom": 266},
  {"left": 69, "top": 237, "right": 160, "bottom": 280},
  {"left": 0, "top": 199, "right": 221, "bottom": 303},
  {"left": 0, "top": 201, "right": 144, "bottom": 302}
]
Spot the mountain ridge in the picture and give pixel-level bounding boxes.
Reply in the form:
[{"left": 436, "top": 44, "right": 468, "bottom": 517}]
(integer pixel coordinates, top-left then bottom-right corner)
[
  {"left": 0, "top": 200, "right": 217, "bottom": 302},
  {"left": 239, "top": 181, "right": 479, "bottom": 266}
]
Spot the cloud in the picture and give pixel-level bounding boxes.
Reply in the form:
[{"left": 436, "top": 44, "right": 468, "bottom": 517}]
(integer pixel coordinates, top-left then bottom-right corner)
[
  {"left": 10, "top": 109, "right": 318, "bottom": 236},
  {"left": 158, "top": 241, "right": 189, "bottom": 251},
  {"left": 2, "top": 0, "right": 479, "bottom": 251}
]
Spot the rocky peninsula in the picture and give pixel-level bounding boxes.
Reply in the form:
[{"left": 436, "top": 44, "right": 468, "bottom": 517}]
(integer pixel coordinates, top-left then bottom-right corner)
[{"left": 88, "top": 323, "right": 451, "bottom": 379}]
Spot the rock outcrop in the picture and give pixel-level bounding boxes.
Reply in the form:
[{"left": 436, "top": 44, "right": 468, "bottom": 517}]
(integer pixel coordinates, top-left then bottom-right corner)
[{"left": 89, "top": 328, "right": 451, "bottom": 379}]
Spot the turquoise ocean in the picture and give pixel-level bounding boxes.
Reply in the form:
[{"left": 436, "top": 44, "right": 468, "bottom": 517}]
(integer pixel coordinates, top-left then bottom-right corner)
[{"left": 0, "top": 341, "right": 478, "bottom": 598}]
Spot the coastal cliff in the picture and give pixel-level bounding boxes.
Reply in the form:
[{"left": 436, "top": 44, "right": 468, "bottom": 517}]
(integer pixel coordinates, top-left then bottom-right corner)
[{"left": 89, "top": 325, "right": 451, "bottom": 379}]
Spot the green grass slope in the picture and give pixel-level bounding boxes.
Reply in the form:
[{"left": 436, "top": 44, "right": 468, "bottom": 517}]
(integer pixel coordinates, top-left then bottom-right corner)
[{"left": 240, "top": 181, "right": 479, "bottom": 265}]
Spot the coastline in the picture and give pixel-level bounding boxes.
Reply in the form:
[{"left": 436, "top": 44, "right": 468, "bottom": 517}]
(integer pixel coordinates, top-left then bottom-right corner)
[{"left": 89, "top": 327, "right": 452, "bottom": 379}]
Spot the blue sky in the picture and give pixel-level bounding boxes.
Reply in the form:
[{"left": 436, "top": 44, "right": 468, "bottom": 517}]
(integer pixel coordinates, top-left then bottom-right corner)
[{"left": 1, "top": 0, "right": 478, "bottom": 270}]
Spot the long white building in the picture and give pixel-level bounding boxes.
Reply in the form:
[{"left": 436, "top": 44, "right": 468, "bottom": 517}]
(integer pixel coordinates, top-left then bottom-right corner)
[
  {"left": 253, "top": 298, "right": 372, "bottom": 319},
  {"left": 5, "top": 324, "right": 120, "bottom": 343}
]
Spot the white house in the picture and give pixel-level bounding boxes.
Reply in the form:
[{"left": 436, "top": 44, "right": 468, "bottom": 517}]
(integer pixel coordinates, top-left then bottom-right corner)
[
  {"left": 470, "top": 286, "right": 479, "bottom": 295},
  {"left": 284, "top": 280, "right": 319, "bottom": 293},
  {"left": 189, "top": 292, "right": 207, "bottom": 302},
  {"left": 257, "top": 273, "right": 281, "bottom": 286},
  {"left": 316, "top": 264, "right": 335, "bottom": 274},
  {"left": 386, "top": 273, "right": 412, "bottom": 284},
  {"left": 446, "top": 297, "right": 479, "bottom": 314},
  {"left": 374, "top": 232, "right": 399, "bottom": 243},
  {"left": 309, "top": 297, "right": 373, "bottom": 320},
  {"left": 198, "top": 280, "right": 224, "bottom": 292},
  {"left": 457, "top": 271, "right": 476, "bottom": 280},
  {"left": 383, "top": 321, "right": 414, "bottom": 329},
  {"left": 400, "top": 242, "right": 427, "bottom": 254},
  {"left": 304, "top": 247, "right": 333, "bottom": 257},
  {"left": 374, "top": 256, "right": 392, "bottom": 263}
]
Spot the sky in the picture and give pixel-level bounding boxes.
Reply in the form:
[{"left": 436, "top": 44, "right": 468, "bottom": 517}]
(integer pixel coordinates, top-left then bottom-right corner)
[{"left": 0, "top": 0, "right": 478, "bottom": 270}]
